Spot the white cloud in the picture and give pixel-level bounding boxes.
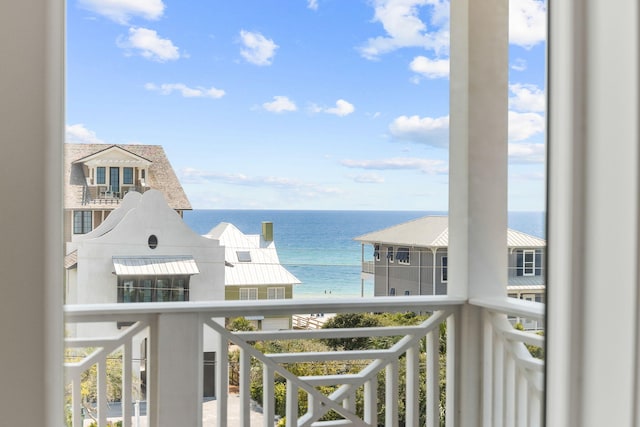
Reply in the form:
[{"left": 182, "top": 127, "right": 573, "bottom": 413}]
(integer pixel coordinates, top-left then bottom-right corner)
[
  {"left": 509, "top": 83, "right": 545, "bottom": 113},
  {"left": 410, "top": 55, "right": 449, "bottom": 79},
  {"left": 307, "top": 0, "right": 319, "bottom": 10},
  {"left": 511, "top": 58, "right": 527, "bottom": 71},
  {"left": 263, "top": 96, "right": 297, "bottom": 113},
  {"left": 389, "top": 114, "right": 449, "bottom": 147},
  {"left": 359, "top": 0, "right": 450, "bottom": 60},
  {"left": 508, "top": 111, "right": 545, "bottom": 141},
  {"left": 78, "top": 0, "right": 164, "bottom": 24},
  {"left": 65, "top": 124, "right": 104, "bottom": 144},
  {"left": 145, "top": 83, "right": 225, "bottom": 99},
  {"left": 181, "top": 168, "right": 343, "bottom": 195},
  {"left": 353, "top": 173, "right": 385, "bottom": 183},
  {"left": 509, "top": 142, "right": 545, "bottom": 164},
  {"left": 312, "top": 99, "right": 355, "bottom": 117},
  {"left": 239, "top": 30, "right": 278, "bottom": 66},
  {"left": 118, "top": 27, "right": 180, "bottom": 62},
  {"left": 509, "top": 0, "right": 546, "bottom": 48},
  {"left": 341, "top": 157, "right": 447, "bottom": 174}
]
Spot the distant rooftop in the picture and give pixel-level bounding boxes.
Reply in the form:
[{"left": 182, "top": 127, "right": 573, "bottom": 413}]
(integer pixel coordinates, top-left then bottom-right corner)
[{"left": 354, "top": 216, "right": 546, "bottom": 248}]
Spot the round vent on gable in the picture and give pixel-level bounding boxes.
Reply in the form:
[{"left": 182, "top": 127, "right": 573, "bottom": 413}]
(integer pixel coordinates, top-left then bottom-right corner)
[{"left": 148, "top": 235, "right": 158, "bottom": 249}]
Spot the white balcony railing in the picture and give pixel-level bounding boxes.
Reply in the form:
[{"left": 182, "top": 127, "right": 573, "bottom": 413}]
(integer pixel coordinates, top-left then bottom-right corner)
[{"left": 64, "top": 296, "right": 544, "bottom": 427}]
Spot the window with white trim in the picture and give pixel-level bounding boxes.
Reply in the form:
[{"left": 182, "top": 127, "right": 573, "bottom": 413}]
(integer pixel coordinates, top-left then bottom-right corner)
[
  {"left": 267, "top": 287, "right": 285, "bottom": 299},
  {"left": 387, "top": 247, "right": 394, "bottom": 263},
  {"left": 239, "top": 288, "right": 258, "bottom": 300},
  {"left": 374, "top": 244, "right": 380, "bottom": 262},
  {"left": 73, "top": 211, "right": 92, "bottom": 234},
  {"left": 397, "top": 247, "right": 410, "bottom": 265},
  {"left": 516, "top": 249, "right": 541, "bottom": 276}
]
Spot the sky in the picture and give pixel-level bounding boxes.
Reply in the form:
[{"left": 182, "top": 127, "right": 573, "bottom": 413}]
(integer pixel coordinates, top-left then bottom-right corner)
[{"left": 66, "top": 0, "right": 547, "bottom": 211}]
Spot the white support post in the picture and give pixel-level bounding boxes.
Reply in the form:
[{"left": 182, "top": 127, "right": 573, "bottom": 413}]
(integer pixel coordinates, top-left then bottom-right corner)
[
  {"left": 482, "top": 313, "right": 494, "bottom": 427},
  {"left": 286, "top": 380, "right": 297, "bottom": 426},
  {"left": 151, "top": 313, "right": 203, "bottom": 427},
  {"left": 448, "top": 0, "right": 509, "bottom": 426},
  {"left": 546, "top": 1, "right": 640, "bottom": 426},
  {"left": 122, "top": 341, "right": 132, "bottom": 427},
  {"left": 98, "top": 359, "right": 108, "bottom": 426}
]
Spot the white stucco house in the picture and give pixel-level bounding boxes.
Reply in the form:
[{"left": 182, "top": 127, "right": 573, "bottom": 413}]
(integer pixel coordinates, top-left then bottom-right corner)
[{"left": 65, "top": 190, "right": 226, "bottom": 396}]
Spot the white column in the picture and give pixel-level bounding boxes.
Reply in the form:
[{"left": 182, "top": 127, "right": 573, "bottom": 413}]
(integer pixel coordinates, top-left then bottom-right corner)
[
  {"left": 151, "top": 313, "right": 203, "bottom": 427},
  {"left": 448, "top": 0, "right": 509, "bottom": 426},
  {"left": 0, "top": 2, "right": 64, "bottom": 427},
  {"left": 546, "top": 1, "right": 640, "bottom": 426}
]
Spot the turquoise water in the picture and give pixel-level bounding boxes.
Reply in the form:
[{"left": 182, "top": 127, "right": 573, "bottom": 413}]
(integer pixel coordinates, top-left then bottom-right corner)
[{"left": 183, "top": 210, "right": 545, "bottom": 299}]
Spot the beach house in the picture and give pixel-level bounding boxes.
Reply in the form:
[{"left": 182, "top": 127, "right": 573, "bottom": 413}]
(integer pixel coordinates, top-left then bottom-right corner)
[
  {"left": 7, "top": 1, "right": 639, "bottom": 426},
  {"left": 205, "top": 221, "right": 301, "bottom": 330},
  {"left": 355, "top": 216, "right": 545, "bottom": 302},
  {"left": 64, "top": 143, "right": 191, "bottom": 244}
]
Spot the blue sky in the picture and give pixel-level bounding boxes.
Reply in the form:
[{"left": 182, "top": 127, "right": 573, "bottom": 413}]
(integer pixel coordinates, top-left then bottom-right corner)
[{"left": 66, "top": 0, "right": 546, "bottom": 211}]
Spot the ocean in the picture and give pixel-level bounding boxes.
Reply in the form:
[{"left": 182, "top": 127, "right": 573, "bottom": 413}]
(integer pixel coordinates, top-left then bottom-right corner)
[{"left": 183, "top": 210, "right": 545, "bottom": 299}]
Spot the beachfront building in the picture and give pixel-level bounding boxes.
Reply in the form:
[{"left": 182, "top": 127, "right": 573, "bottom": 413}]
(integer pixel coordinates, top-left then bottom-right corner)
[
  {"left": 8, "top": 1, "right": 639, "bottom": 426},
  {"left": 64, "top": 189, "right": 226, "bottom": 397},
  {"left": 356, "top": 216, "right": 546, "bottom": 301},
  {"left": 205, "top": 221, "right": 301, "bottom": 330},
  {"left": 64, "top": 143, "right": 191, "bottom": 244}
]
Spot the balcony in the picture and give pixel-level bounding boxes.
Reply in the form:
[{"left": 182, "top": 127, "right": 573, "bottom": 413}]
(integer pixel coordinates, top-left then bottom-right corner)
[
  {"left": 64, "top": 296, "right": 544, "bottom": 427},
  {"left": 81, "top": 185, "right": 148, "bottom": 206}
]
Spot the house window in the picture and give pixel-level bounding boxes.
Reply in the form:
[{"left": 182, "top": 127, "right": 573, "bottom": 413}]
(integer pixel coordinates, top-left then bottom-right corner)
[
  {"left": 239, "top": 288, "right": 258, "bottom": 300},
  {"left": 373, "top": 244, "right": 380, "bottom": 261},
  {"left": 397, "top": 247, "right": 410, "bottom": 265},
  {"left": 123, "top": 167, "right": 134, "bottom": 185},
  {"left": 387, "top": 247, "right": 394, "bottom": 263},
  {"left": 404, "top": 290, "right": 410, "bottom": 296},
  {"left": 389, "top": 287, "right": 396, "bottom": 296},
  {"left": 441, "top": 256, "right": 448, "bottom": 282},
  {"left": 267, "top": 287, "right": 285, "bottom": 299},
  {"left": 96, "top": 167, "right": 106, "bottom": 184},
  {"left": 73, "top": 211, "right": 92, "bottom": 234},
  {"left": 117, "top": 276, "right": 189, "bottom": 303},
  {"left": 237, "top": 251, "right": 251, "bottom": 262},
  {"left": 517, "top": 249, "right": 541, "bottom": 276}
]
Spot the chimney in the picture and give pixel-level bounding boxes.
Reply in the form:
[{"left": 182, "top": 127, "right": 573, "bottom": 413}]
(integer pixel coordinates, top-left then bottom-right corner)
[{"left": 262, "top": 221, "right": 273, "bottom": 241}]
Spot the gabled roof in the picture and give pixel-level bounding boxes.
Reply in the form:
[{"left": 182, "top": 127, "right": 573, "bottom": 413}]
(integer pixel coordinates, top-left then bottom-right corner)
[
  {"left": 354, "top": 216, "right": 546, "bottom": 248},
  {"left": 73, "top": 145, "right": 152, "bottom": 164},
  {"left": 64, "top": 143, "right": 191, "bottom": 210},
  {"left": 205, "top": 222, "right": 301, "bottom": 287}
]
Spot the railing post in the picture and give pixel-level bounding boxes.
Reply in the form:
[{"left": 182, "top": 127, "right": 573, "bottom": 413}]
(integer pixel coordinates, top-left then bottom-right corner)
[
  {"left": 215, "top": 327, "right": 228, "bottom": 425},
  {"left": 406, "top": 346, "right": 419, "bottom": 427},
  {"left": 286, "top": 379, "right": 297, "bottom": 426},
  {"left": 150, "top": 312, "right": 203, "bottom": 427},
  {"left": 263, "top": 364, "right": 275, "bottom": 427},
  {"left": 449, "top": 0, "right": 509, "bottom": 425},
  {"left": 364, "top": 379, "right": 377, "bottom": 426},
  {"left": 385, "top": 360, "right": 399, "bottom": 427},
  {"left": 240, "top": 348, "right": 251, "bottom": 427}
]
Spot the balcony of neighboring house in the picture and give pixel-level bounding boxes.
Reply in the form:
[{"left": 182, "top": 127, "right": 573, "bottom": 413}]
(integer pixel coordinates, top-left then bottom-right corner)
[
  {"left": 81, "top": 182, "right": 149, "bottom": 206},
  {"left": 64, "top": 296, "right": 544, "bottom": 427}
]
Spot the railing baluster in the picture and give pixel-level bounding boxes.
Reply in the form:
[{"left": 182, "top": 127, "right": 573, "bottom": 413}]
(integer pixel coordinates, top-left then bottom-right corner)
[
  {"left": 528, "top": 385, "right": 541, "bottom": 427},
  {"left": 240, "top": 347, "right": 251, "bottom": 427},
  {"left": 97, "top": 358, "right": 107, "bottom": 427},
  {"left": 405, "top": 345, "right": 419, "bottom": 427},
  {"left": 364, "top": 379, "right": 377, "bottom": 426},
  {"left": 482, "top": 311, "right": 494, "bottom": 427},
  {"left": 123, "top": 341, "right": 132, "bottom": 427},
  {"left": 504, "top": 347, "right": 516, "bottom": 426},
  {"left": 286, "top": 379, "right": 297, "bottom": 426},
  {"left": 385, "top": 359, "right": 399, "bottom": 427},
  {"left": 516, "top": 368, "right": 528, "bottom": 426},
  {"left": 71, "top": 374, "right": 82, "bottom": 427},
  {"left": 216, "top": 331, "right": 228, "bottom": 426},
  {"left": 263, "top": 364, "right": 275, "bottom": 427},
  {"left": 493, "top": 325, "right": 504, "bottom": 427},
  {"left": 426, "top": 329, "right": 439, "bottom": 427}
]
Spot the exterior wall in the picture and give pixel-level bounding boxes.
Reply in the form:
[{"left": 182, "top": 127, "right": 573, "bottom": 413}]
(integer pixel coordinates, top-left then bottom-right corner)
[
  {"left": 373, "top": 245, "right": 448, "bottom": 296},
  {"left": 224, "top": 284, "right": 293, "bottom": 300}
]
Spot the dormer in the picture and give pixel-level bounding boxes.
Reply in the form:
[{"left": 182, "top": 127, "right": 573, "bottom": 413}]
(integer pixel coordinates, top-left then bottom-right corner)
[{"left": 74, "top": 145, "right": 152, "bottom": 191}]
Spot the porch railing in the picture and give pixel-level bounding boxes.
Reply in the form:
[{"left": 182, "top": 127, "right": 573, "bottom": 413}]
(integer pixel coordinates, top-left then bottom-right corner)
[{"left": 64, "top": 296, "right": 544, "bottom": 427}]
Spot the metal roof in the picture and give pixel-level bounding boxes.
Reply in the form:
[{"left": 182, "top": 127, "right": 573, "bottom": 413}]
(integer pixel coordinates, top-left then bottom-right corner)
[
  {"left": 354, "top": 216, "right": 545, "bottom": 248},
  {"left": 205, "top": 222, "right": 301, "bottom": 286},
  {"left": 112, "top": 256, "right": 200, "bottom": 276}
]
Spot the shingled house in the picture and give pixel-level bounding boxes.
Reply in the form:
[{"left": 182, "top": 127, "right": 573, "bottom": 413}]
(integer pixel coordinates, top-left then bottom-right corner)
[{"left": 64, "top": 143, "right": 191, "bottom": 244}]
